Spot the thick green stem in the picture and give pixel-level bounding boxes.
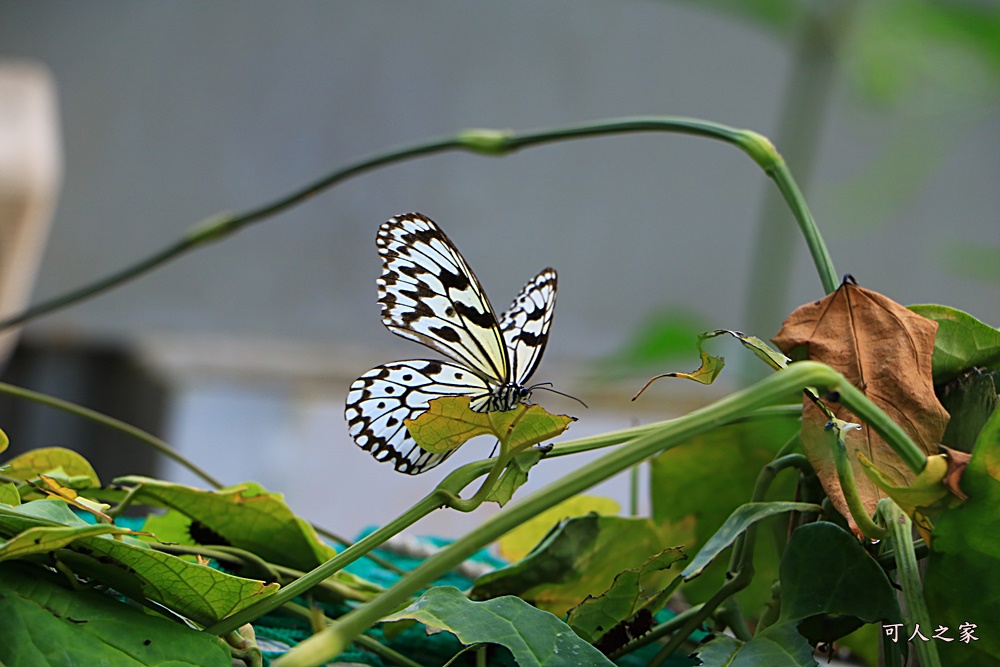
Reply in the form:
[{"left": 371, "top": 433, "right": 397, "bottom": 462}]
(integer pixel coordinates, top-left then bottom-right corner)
[
  {"left": 1, "top": 117, "right": 834, "bottom": 332},
  {"left": 272, "top": 362, "right": 889, "bottom": 666},
  {"left": 0, "top": 381, "right": 223, "bottom": 489},
  {"left": 878, "top": 499, "right": 940, "bottom": 667},
  {"left": 829, "top": 420, "right": 889, "bottom": 540}
]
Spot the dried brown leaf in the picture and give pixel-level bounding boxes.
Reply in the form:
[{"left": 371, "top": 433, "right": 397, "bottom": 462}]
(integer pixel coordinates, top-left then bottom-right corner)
[
  {"left": 939, "top": 444, "right": 971, "bottom": 501},
  {"left": 772, "top": 280, "right": 950, "bottom": 528}
]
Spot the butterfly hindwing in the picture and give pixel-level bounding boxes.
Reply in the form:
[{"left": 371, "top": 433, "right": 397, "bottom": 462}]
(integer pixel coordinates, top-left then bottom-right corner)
[
  {"left": 345, "top": 359, "right": 494, "bottom": 474},
  {"left": 376, "top": 213, "right": 509, "bottom": 383},
  {"left": 500, "top": 268, "right": 558, "bottom": 385}
]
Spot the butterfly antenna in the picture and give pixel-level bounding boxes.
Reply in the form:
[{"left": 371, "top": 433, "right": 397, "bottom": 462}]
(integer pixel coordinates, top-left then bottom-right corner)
[{"left": 529, "top": 383, "right": 588, "bottom": 409}]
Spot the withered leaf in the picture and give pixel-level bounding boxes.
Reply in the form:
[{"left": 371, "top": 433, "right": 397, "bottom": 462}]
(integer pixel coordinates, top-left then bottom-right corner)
[{"left": 772, "top": 280, "right": 950, "bottom": 529}]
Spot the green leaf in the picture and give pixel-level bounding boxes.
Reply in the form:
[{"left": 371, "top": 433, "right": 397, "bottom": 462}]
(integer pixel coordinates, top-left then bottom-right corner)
[
  {"left": 650, "top": 416, "right": 800, "bottom": 615},
  {"left": 488, "top": 404, "right": 575, "bottom": 452},
  {"left": 0, "top": 561, "right": 230, "bottom": 666},
  {"left": 404, "top": 396, "right": 495, "bottom": 454},
  {"left": 693, "top": 634, "right": 742, "bottom": 664},
  {"left": 779, "top": 522, "right": 901, "bottom": 645},
  {"left": 0, "top": 426, "right": 7, "bottom": 454},
  {"left": 472, "top": 514, "right": 663, "bottom": 617},
  {"left": 486, "top": 447, "right": 544, "bottom": 507},
  {"left": 0, "top": 524, "right": 132, "bottom": 562},
  {"left": 0, "top": 500, "right": 278, "bottom": 626},
  {"left": 0, "top": 482, "right": 20, "bottom": 506},
  {"left": 384, "top": 586, "right": 615, "bottom": 667},
  {"left": 925, "top": 404, "right": 1000, "bottom": 666},
  {"left": 694, "top": 622, "right": 817, "bottom": 667},
  {"left": 117, "top": 477, "right": 337, "bottom": 572},
  {"left": 680, "top": 502, "right": 821, "bottom": 581},
  {"left": 565, "top": 548, "right": 685, "bottom": 645},
  {"left": 909, "top": 304, "right": 1000, "bottom": 384},
  {"left": 705, "top": 329, "right": 791, "bottom": 372}
]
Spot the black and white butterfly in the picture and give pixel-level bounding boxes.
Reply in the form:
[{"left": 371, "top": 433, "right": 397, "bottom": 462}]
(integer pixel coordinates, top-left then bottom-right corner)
[{"left": 345, "top": 212, "right": 557, "bottom": 474}]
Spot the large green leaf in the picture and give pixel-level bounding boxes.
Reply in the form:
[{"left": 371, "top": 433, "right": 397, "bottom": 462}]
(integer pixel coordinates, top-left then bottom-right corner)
[
  {"left": 925, "top": 403, "right": 1000, "bottom": 665},
  {"left": 118, "top": 476, "right": 336, "bottom": 572},
  {"left": 909, "top": 304, "right": 1000, "bottom": 384},
  {"left": 650, "top": 416, "right": 800, "bottom": 615},
  {"left": 679, "top": 502, "right": 820, "bottom": 581},
  {"left": 779, "top": 522, "right": 900, "bottom": 644},
  {"left": 384, "top": 586, "right": 615, "bottom": 667},
  {"left": 0, "top": 500, "right": 278, "bottom": 627},
  {"left": 471, "top": 514, "right": 664, "bottom": 617},
  {"left": 0, "top": 561, "right": 230, "bottom": 666},
  {"left": 694, "top": 622, "right": 817, "bottom": 667}
]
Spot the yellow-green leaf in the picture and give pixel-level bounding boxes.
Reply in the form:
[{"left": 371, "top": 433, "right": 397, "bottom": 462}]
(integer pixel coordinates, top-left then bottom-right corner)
[
  {"left": 0, "top": 524, "right": 131, "bottom": 562},
  {"left": 3, "top": 447, "right": 100, "bottom": 487},
  {"left": 858, "top": 451, "right": 961, "bottom": 543},
  {"left": 405, "top": 396, "right": 494, "bottom": 454},
  {"left": 0, "top": 428, "right": 7, "bottom": 454},
  {"left": 485, "top": 448, "right": 544, "bottom": 507},
  {"left": 406, "top": 397, "right": 574, "bottom": 455},
  {"left": 488, "top": 404, "right": 575, "bottom": 452},
  {"left": 0, "top": 483, "right": 19, "bottom": 506}
]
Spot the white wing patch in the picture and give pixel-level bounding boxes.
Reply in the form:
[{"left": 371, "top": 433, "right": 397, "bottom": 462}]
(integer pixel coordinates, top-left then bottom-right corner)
[
  {"left": 376, "top": 213, "right": 508, "bottom": 382},
  {"left": 346, "top": 212, "right": 558, "bottom": 474},
  {"left": 346, "top": 360, "right": 492, "bottom": 474}
]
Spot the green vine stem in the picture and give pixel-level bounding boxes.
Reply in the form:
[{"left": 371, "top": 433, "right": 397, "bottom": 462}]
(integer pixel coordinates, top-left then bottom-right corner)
[
  {"left": 827, "top": 419, "right": 889, "bottom": 541},
  {"left": 0, "top": 381, "right": 223, "bottom": 489},
  {"left": 878, "top": 498, "right": 940, "bottom": 667},
  {"left": 0, "top": 116, "right": 836, "bottom": 334},
  {"left": 270, "top": 361, "right": 914, "bottom": 666}
]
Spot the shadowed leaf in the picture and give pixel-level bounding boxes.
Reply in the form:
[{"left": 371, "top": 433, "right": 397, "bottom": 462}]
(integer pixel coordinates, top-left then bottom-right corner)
[
  {"left": 384, "top": 586, "right": 615, "bottom": 667},
  {"left": 472, "top": 514, "right": 663, "bottom": 617},
  {"left": 0, "top": 561, "right": 230, "bottom": 666},
  {"left": 925, "top": 405, "right": 1000, "bottom": 666},
  {"left": 565, "top": 548, "right": 685, "bottom": 645}
]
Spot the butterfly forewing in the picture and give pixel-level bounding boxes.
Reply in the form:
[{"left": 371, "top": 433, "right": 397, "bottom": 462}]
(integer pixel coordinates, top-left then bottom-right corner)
[
  {"left": 500, "top": 268, "right": 558, "bottom": 385},
  {"left": 346, "top": 359, "right": 494, "bottom": 474},
  {"left": 376, "top": 213, "right": 509, "bottom": 383}
]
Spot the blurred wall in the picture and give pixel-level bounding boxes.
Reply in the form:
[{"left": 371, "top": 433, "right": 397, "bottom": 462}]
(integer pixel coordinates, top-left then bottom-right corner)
[{"left": 0, "top": 2, "right": 996, "bottom": 535}]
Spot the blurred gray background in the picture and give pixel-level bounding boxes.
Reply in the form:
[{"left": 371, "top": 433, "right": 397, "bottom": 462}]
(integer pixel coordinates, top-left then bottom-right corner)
[{"left": 0, "top": 1, "right": 997, "bottom": 537}]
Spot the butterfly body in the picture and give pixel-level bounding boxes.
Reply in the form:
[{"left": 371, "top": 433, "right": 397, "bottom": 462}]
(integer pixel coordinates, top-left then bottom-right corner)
[{"left": 345, "top": 213, "right": 557, "bottom": 474}]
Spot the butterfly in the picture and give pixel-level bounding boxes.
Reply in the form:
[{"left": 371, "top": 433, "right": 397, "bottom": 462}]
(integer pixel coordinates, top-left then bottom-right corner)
[{"left": 345, "top": 212, "right": 558, "bottom": 474}]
